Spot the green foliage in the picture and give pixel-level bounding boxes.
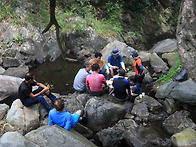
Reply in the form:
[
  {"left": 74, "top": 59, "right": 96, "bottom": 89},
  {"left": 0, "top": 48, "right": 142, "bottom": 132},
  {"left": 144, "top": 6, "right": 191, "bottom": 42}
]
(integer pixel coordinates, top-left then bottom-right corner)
[
  {"left": 13, "top": 34, "right": 26, "bottom": 45},
  {"left": 156, "top": 56, "right": 183, "bottom": 84}
]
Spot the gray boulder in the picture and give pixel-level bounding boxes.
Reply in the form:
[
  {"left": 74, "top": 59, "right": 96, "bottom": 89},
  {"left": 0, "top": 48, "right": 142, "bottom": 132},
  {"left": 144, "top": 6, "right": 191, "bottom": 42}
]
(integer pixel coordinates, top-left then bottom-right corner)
[
  {"left": 171, "top": 128, "right": 196, "bottom": 147},
  {"left": 0, "top": 103, "right": 9, "bottom": 120},
  {"left": 169, "top": 80, "right": 196, "bottom": 104},
  {"left": 0, "top": 131, "right": 39, "bottom": 147},
  {"left": 177, "top": 0, "right": 196, "bottom": 83},
  {"left": 2, "top": 64, "right": 29, "bottom": 78},
  {"left": 131, "top": 103, "right": 149, "bottom": 121},
  {"left": 150, "top": 52, "right": 169, "bottom": 72},
  {"left": 152, "top": 39, "right": 177, "bottom": 54},
  {"left": 0, "top": 66, "right": 5, "bottom": 74},
  {"left": 6, "top": 99, "right": 40, "bottom": 132},
  {"left": 3, "top": 57, "right": 21, "bottom": 68},
  {"left": 163, "top": 111, "right": 196, "bottom": 135},
  {"left": 85, "top": 98, "right": 126, "bottom": 131},
  {"left": 0, "top": 75, "right": 23, "bottom": 101},
  {"left": 163, "top": 99, "right": 176, "bottom": 114},
  {"left": 25, "top": 125, "right": 97, "bottom": 147},
  {"left": 134, "top": 95, "right": 162, "bottom": 113},
  {"left": 101, "top": 40, "right": 135, "bottom": 65}
]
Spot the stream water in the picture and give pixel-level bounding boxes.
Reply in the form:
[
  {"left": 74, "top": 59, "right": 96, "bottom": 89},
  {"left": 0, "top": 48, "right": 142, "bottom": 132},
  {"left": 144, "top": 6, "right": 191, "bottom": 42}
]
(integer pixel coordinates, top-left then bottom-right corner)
[{"left": 30, "top": 57, "right": 83, "bottom": 95}]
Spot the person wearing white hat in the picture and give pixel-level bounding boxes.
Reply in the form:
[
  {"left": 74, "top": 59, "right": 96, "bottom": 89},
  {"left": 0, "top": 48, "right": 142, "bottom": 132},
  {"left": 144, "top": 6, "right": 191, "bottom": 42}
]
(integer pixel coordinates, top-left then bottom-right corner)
[{"left": 107, "top": 48, "right": 126, "bottom": 77}]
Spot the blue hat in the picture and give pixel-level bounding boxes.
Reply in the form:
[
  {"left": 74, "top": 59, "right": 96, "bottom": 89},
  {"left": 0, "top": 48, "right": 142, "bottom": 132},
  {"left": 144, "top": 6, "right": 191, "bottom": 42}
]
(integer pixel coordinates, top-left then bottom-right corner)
[
  {"left": 111, "top": 48, "right": 121, "bottom": 55},
  {"left": 131, "top": 50, "right": 137, "bottom": 56}
]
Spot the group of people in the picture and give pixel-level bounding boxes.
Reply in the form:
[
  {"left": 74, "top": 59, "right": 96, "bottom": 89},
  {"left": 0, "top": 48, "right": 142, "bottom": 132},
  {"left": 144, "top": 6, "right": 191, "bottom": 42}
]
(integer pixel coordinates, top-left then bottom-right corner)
[
  {"left": 73, "top": 48, "right": 145, "bottom": 101},
  {"left": 17, "top": 48, "right": 145, "bottom": 131}
]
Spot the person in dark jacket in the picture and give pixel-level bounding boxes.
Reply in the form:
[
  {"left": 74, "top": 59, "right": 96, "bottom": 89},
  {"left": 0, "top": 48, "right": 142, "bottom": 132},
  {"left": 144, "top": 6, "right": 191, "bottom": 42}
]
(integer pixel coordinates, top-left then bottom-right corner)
[{"left": 112, "top": 69, "right": 131, "bottom": 100}]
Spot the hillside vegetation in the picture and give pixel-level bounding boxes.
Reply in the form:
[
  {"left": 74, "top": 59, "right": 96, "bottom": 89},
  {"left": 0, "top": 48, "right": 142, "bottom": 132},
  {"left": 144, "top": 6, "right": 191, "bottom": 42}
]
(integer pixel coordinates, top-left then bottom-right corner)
[{"left": 0, "top": 0, "right": 182, "bottom": 50}]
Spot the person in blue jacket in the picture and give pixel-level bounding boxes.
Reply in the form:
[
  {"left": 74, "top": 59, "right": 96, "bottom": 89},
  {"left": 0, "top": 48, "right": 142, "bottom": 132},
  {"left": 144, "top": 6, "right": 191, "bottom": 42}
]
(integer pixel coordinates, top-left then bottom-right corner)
[{"left": 48, "top": 98, "right": 86, "bottom": 130}]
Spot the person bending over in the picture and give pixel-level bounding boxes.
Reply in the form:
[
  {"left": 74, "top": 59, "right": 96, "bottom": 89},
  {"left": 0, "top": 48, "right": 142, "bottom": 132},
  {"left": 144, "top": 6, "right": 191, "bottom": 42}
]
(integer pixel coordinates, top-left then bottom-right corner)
[
  {"left": 108, "top": 48, "right": 126, "bottom": 77},
  {"left": 129, "top": 75, "right": 143, "bottom": 96},
  {"left": 112, "top": 69, "right": 131, "bottom": 101},
  {"left": 86, "top": 63, "right": 108, "bottom": 96},
  {"left": 18, "top": 72, "right": 57, "bottom": 113},
  {"left": 48, "top": 98, "right": 85, "bottom": 130}
]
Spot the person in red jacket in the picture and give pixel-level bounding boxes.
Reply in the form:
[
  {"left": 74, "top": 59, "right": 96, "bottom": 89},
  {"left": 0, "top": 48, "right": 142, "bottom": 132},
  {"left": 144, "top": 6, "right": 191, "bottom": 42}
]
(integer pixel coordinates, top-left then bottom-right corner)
[{"left": 131, "top": 50, "right": 145, "bottom": 85}]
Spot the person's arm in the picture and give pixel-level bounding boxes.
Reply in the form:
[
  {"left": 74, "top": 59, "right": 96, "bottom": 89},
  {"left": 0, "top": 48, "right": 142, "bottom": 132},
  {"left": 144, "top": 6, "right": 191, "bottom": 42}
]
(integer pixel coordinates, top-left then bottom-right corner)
[
  {"left": 139, "top": 65, "right": 144, "bottom": 75},
  {"left": 48, "top": 112, "right": 55, "bottom": 126},
  {"left": 64, "top": 116, "right": 72, "bottom": 130},
  {"left": 29, "top": 87, "right": 49, "bottom": 98},
  {"left": 120, "top": 62, "right": 125, "bottom": 70}
]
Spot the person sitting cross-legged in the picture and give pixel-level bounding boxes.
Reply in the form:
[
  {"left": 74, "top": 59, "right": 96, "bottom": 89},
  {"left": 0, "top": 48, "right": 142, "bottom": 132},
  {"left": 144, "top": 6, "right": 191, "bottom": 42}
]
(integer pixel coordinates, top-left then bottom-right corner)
[
  {"left": 48, "top": 98, "right": 86, "bottom": 130},
  {"left": 18, "top": 72, "right": 57, "bottom": 113},
  {"left": 112, "top": 69, "right": 131, "bottom": 101},
  {"left": 86, "top": 63, "right": 109, "bottom": 96}
]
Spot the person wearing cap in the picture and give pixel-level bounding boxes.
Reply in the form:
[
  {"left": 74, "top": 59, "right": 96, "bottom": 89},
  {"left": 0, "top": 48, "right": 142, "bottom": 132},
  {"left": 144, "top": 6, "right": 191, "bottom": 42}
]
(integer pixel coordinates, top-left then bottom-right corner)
[
  {"left": 131, "top": 50, "right": 145, "bottom": 85},
  {"left": 86, "top": 63, "right": 108, "bottom": 96},
  {"left": 108, "top": 48, "right": 126, "bottom": 77},
  {"left": 73, "top": 61, "right": 91, "bottom": 93},
  {"left": 112, "top": 69, "right": 131, "bottom": 101},
  {"left": 89, "top": 52, "right": 110, "bottom": 80}
]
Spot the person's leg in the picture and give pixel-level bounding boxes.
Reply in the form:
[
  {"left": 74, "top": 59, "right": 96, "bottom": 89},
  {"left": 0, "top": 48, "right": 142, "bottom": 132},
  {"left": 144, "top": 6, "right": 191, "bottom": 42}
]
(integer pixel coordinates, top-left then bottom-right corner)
[
  {"left": 23, "top": 96, "right": 51, "bottom": 113},
  {"left": 33, "top": 87, "right": 57, "bottom": 102}
]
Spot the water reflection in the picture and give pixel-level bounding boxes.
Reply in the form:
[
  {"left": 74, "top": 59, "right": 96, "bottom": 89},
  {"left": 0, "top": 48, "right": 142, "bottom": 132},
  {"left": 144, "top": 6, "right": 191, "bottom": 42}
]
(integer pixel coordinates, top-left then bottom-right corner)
[{"left": 30, "top": 57, "right": 83, "bottom": 95}]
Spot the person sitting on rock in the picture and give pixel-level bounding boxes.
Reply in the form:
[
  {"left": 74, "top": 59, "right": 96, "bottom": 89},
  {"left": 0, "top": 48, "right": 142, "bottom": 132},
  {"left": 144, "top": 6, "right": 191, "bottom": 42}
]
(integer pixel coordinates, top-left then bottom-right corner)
[
  {"left": 89, "top": 52, "right": 110, "bottom": 80},
  {"left": 48, "top": 98, "right": 86, "bottom": 130},
  {"left": 108, "top": 48, "right": 126, "bottom": 77},
  {"left": 131, "top": 50, "right": 145, "bottom": 85},
  {"left": 18, "top": 72, "right": 57, "bottom": 113},
  {"left": 112, "top": 69, "right": 131, "bottom": 101},
  {"left": 86, "top": 63, "right": 109, "bottom": 96},
  {"left": 73, "top": 61, "right": 91, "bottom": 93}
]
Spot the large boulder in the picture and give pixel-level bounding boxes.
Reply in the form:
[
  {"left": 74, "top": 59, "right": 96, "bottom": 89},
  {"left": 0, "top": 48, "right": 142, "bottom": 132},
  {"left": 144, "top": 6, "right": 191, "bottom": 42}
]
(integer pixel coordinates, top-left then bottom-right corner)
[
  {"left": 171, "top": 128, "right": 196, "bottom": 147},
  {"left": 0, "top": 75, "right": 23, "bottom": 101},
  {"left": 0, "top": 103, "right": 9, "bottom": 120},
  {"left": 25, "top": 125, "right": 97, "bottom": 147},
  {"left": 163, "top": 111, "right": 196, "bottom": 135},
  {"left": 101, "top": 40, "right": 135, "bottom": 65},
  {"left": 149, "top": 52, "right": 169, "bottom": 72},
  {"left": 177, "top": 0, "right": 196, "bottom": 83},
  {"left": 6, "top": 99, "right": 40, "bottom": 132},
  {"left": 152, "top": 39, "right": 177, "bottom": 54},
  {"left": 0, "top": 131, "right": 39, "bottom": 147},
  {"left": 85, "top": 98, "right": 126, "bottom": 131},
  {"left": 2, "top": 64, "right": 29, "bottom": 78},
  {"left": 0, "top": 23, "right": 61, "bottom": 67}
]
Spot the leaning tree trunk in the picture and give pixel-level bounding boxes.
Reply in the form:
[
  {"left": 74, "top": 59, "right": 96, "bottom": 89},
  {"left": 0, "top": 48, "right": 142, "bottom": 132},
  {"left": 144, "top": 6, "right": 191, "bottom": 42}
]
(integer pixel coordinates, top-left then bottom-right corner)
[{"left": 42, "top": 0, "right": 66, "bottom": 59}]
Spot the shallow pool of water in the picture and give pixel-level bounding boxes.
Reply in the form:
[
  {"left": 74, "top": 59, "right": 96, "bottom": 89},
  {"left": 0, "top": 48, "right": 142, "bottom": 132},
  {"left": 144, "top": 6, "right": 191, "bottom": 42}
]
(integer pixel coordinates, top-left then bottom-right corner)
[{"left": 30, "top": 57, "right": 83, "bottom": 95}]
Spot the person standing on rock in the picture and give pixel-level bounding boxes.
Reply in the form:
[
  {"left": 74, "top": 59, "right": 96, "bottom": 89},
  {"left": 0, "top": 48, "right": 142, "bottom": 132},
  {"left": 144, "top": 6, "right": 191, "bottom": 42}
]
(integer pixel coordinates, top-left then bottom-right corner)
[
  {"left": 86, "top": 63, "right": 109, "bottom": 96},
  {"left": 18, "top": 72, "right": 57, "bottom": 113},
  {"left": 89, "top": 52, "right": 110, "bottom": 80},
  {"left": 48, "top": 98, "right": 86, "bottom": 130},
  {"left": 131, "top": 50, "right": 145, "bottom": 85},
  {"left": 73, "top": 61, "right": 91, "bottom": 93},
  {"left": 108, "top": 48, "right": 126, "bottom": 77}
]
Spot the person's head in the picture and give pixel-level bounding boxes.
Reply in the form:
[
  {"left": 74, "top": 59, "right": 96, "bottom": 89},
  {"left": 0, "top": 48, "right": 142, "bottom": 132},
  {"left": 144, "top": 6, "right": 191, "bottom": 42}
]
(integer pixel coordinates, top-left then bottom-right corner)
[
  {"left": 131, "top": 50, "right": 138, "bottom": 58},
  {"left": 54, "top": 98, "right": 65, "bottom": 112},
  {"left": 95, "top": 52, "right": 102, "bottom": 62},
  {"left": 128, "top": 75, "right": 137, "bottom": 85},
  {"left": 92, "top": 63, "right": 100, "bottom": 72},
  {"left": 119, "top": 69, "right": 125, "bottom": 76},
  {"left": 84, "top": 61, "right": 91, "bottom": 71},
  {"left": 111, "top": 48, "right": 120, "bottom": 58},
  {"left": 25, "top": 72, "right": 35, "bottom": 83}
]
